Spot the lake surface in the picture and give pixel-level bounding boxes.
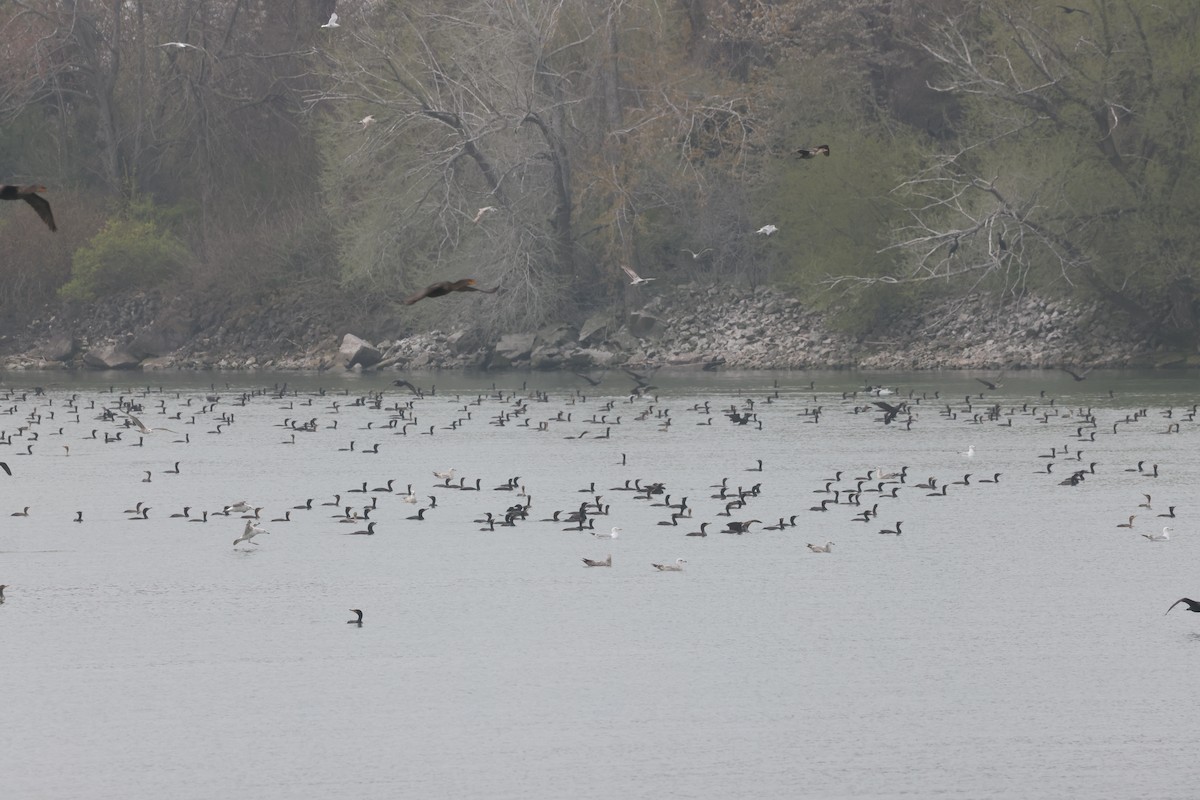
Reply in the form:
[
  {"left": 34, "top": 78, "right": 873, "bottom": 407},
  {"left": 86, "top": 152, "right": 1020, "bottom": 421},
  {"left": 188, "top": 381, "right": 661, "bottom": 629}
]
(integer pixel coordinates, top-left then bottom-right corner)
[{"left": 3, "top": 368, "right": 1200, "bottom": 799}]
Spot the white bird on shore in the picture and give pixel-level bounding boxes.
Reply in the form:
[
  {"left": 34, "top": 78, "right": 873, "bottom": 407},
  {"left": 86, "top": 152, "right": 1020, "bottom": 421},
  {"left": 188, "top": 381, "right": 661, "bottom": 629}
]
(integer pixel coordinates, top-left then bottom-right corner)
[
  {"left": 755, "top": 224, "right": 778, "bottom": 236},
  {"left": 652, "top": 558, "right": 687, "bottom": 571},
  {"left": 233, "top": 520, "right": 269, "bottom": 547},
  {"left": 621, "top": 265, "right": 655, "bottom": 286},
  {"left": 320, "top": 12, "right": 339, "bottom": 28},
  {"left": 592, "top": 526, "right": 621, "bottom": 539},
  {"left": 1142, "top": 526, "right": 1172, "bottom": 542}
]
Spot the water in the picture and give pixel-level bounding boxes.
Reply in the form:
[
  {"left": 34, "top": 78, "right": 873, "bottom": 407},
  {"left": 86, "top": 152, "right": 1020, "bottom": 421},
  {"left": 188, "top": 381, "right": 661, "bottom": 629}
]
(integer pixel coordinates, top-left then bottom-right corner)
[{"left": 3, "top": 369, "right": 1200, "bottom": 799}]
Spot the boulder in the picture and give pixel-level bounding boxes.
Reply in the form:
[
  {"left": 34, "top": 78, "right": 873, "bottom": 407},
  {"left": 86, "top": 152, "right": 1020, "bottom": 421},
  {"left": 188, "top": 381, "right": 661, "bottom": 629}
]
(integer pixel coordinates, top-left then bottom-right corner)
[
  {"left": 39, "top": 332, "right": 78, "bottom": 362},
  {"left": 627, "top": 310, "right": 661, "bottom": 337},
  {"left": 129, "top": 316, "right": 192, "bottom": 359},
  {"left": 493, "top": 332, "right": 537, "bottom": 364},
  {"left": 530, "top": 346, "right": 563, "bottom": 370},
  {"left": 82, "top": 344, "right": 142, "bottom": 370},
  {"left": 578, "top": 312, "right": 613, "bottom": 345},
  {"left": 339, "top": 333, "right": 383, "bottom": 369}
]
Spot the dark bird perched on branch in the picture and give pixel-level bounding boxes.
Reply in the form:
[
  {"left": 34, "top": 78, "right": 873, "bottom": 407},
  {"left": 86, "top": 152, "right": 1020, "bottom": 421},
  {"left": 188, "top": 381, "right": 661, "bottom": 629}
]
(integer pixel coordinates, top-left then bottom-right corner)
[
  {"left": 403, "top": 279, "right": 499, "bottom": 305},
  {"left": 794, "top": 144, "right": 831, "bottom": 159},
  {"left": 0, "top": 184, "right": 56, "bottom": 231}
]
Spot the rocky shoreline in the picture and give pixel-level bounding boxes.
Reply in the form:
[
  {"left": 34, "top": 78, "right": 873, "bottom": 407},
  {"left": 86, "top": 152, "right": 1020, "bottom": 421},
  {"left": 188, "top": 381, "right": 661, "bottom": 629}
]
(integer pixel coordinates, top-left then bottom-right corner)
[{"left": 0, "top": 283, "right": 1190, "bottom": 374}]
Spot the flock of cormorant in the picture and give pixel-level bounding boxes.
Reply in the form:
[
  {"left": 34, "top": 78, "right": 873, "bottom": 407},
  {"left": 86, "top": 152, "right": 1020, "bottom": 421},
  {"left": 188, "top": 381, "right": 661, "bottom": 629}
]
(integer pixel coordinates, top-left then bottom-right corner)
[{"left": 0, "top": 369, "right": 1195, "bottom": 625}]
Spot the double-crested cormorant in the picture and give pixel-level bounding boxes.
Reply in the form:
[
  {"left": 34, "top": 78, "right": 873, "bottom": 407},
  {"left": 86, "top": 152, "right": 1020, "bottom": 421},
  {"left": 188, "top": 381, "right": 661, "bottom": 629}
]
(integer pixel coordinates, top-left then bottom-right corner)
[
  {"left": 793, "top": 144, "right": 831, "bottom": 159},
  {"left": 403, "top": 279, "right": 499, "bottom": 305},
  {"left": 1, "top": 184, "right": 56, "bottom": 231},
  {"left": 348, "top": 608, "right": 363, "bottom": 626},
  {"left": 1167, "top": 598, "right": 1200, "bottom": 615}
]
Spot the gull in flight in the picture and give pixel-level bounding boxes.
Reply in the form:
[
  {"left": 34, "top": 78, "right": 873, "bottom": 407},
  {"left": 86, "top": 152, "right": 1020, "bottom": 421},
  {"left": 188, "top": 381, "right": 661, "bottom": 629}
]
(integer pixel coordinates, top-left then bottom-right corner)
[
  {"left": 159, "top": 42, "right": 200, "bottom": 50},
  {"left": 621, "top": 265, "right": 655, "bottom": 285},
  {"left": 117, "top": 410, "right": 176, "bottom": 435},
  {"left": 755, "top": 224, "right": 778, "bottom": 236},
  {"left": 359, "top": 115, "right": 375, "bottom": 129},
  {"left": 680, "top": 248, "right": 712, "bottom": 260},
  {"left": 652, "top": 558, "right": 687, "bottom": 571},
  {"left": 233, "top": 520, "right": 269, "bottom": 547},
  {"left": 321, "top": 12, "right": 340, "bottom": 28},
  {"left": 1142, "top": 526, "right": 1172, "bottom": 542},
  {"left": 592, "top": 526, "right": 621, "bottom": 539},
  {"left": 472, "top": 206, "right": 497, "bottom": 223}
]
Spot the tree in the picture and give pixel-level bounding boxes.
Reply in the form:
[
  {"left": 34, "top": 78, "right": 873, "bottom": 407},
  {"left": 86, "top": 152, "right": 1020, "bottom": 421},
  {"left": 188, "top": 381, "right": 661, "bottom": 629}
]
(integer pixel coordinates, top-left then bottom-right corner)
[{"left": 836, "top": 0, "right": 1200, "bottom": 341}]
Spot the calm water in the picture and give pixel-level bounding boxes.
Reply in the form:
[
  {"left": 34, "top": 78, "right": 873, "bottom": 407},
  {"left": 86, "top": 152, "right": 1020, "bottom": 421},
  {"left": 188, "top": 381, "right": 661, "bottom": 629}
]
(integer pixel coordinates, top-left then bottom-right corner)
[{"left": 3, "top": 369, "right": 1200, "bottom": 799}]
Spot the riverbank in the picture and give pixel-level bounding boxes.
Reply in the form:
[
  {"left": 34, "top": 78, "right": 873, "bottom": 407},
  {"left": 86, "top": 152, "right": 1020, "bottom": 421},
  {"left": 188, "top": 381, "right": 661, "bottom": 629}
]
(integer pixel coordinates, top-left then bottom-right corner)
[{"left": 0, "top": 283, "right": 1190, "bottom": 373}]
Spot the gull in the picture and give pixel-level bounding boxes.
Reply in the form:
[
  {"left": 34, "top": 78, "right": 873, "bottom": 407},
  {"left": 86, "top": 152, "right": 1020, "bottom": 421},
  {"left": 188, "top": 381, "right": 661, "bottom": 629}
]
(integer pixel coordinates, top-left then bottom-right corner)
[
  {"left": 348, "top": 609, "right": 363, "bottom": 626},
  {"left": 961, "top": 445, "right": 975, "bottom": 457},
  {"left": 620, "top": 265, "right": 655, "bottom": 285},
  {"left": 1142, "top": 526, "right": 1172, "bottom": 542},
  {"left": 159, "top": 42, "right": 200, "bottom": 50},
  {"left": 582, "top": 554, "right": 612, "bottom": 567},
  {"left": 592, "top": 526, "right": 621, "bottom": 539},
  {"left": 755, "top": 224, "right": 778, "bottom": 236},
  {"left": 359, "top": 115, "right": 375, "bottom": 128},
  {"left": 225, "top": 500, "right": 252, "bottom": 514},
  {"left": 118, "top": 411, "right": 176, "bottom": 435},
  {"left": 680, "top": 248, "right": 712, "bottom": 260},
  {"left": 652, "top": 558, "right": 687, "bottom": 571},
  {"left": 320, "top": 12, "right": 339, "bottom": 28},
  {"left": 233, "top": 520, "right": 269, "bottom": 547},
  {"left": 807, "top": 541, "right": 834, "bottom": 553},
  {"left": 433, "top": 467, "right": 456, "bottom": 481},
  {"left": 472, "top": 206, "right": 497, "bottom": 223}
]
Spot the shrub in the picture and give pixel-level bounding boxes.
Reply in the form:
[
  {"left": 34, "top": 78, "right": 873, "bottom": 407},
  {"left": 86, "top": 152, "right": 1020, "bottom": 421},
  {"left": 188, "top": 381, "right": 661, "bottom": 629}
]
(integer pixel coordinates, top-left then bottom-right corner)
[{"left": 60, "top": 217, "right": 188, "bottom": 301}]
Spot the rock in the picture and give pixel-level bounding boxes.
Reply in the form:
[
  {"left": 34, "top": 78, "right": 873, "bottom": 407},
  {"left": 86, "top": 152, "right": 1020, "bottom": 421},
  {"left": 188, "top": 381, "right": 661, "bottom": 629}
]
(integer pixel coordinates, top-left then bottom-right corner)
[
  {"left": 628, "top": 311, "right": 660, "bottom": 337},
  {"left": 129, "top": 316, "right": 192, "bottom": 358},
  {"left": 38, "top": 332, "right": 77, "bottom": 362},
  {"left": 538, "top": 323, "right": 575, "bottom": 348},
  {"left": 494, "top": 332, "right": 537, "bottom": 363},
  {"left": 530, "top": 346, "right": 563, "bottom": 369},
  {"left": 82, "top": 344, "right": 142, "bottom": 370},
  {"left": 578, "top": 312, "right": 613, "bottom": 345},
  {"left": 339, "top": 333, "right": 383, "bottom": 369}
]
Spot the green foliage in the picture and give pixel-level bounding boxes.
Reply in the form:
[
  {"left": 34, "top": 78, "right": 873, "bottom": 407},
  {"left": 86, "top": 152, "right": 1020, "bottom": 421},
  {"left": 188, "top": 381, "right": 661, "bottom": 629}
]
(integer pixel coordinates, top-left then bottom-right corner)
[{"left": 60, "top": 215, "right": 188, "bottom": 302}]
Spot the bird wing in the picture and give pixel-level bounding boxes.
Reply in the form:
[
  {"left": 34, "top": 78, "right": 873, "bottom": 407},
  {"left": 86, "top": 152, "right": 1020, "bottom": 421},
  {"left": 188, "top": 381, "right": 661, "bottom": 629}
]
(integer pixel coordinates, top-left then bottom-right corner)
[
  {"left": 620, "top": 265, "right": 641, "bottom": 282},
  {"left": 0, "top": 461, "right": 9, "bottom": 475},
  {"left": 1166, "top": 598, "right": 1195, "bottom": 615},
  {"left": 403, "top": 284, "right": 436, "bottom": 305},
  {"left": 975, "top": 378, "right": 997, "bottom": 390},
  {"left": 470, "top": 283, "right": 500, "bottom": 294},
  {"left": 22, "top": 193, "right": 56, "bottom": 232}
]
